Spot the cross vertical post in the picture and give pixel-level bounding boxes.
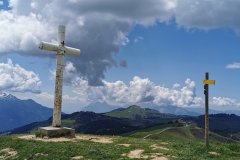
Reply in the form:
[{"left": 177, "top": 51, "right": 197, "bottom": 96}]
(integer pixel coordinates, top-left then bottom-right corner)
[
  {"left": 52, "top": 25, "right": 65, "bottom": 127},
  {"left": 204, "top": 72, "right": 209, "bottom": 147}
]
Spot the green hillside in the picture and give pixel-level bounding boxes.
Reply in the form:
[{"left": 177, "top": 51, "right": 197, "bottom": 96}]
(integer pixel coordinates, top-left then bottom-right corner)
[
  {"left": 105, "top": 105, "right": 175, "bottom": 119},
  {"left": 124, "top": 123, "right": 237, "bottom": 143},
  {"left": 1, "top": 124, "right": 239, "bottom": 159}
]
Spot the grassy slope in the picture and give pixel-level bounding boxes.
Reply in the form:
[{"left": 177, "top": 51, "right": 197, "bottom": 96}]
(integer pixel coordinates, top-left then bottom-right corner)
[
  {"left": 123, "top": 124, "right": 240, "bottom": 159},
  {"left": 1, "top": 135, "right": 239, "bottom": 160},
  {"left": 0, "top": 124, "right": 240, "bottom": 159},
  {"left": 128, "top": 124, "right": 236, "bottom": 143}
]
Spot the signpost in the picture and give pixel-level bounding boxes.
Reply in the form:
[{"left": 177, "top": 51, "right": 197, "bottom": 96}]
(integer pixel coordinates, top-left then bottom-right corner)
[{"left": 203, "top": 72, "right": 215, "bottom": 147}]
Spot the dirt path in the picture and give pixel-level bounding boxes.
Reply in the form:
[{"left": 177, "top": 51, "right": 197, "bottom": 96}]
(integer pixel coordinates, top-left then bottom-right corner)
[
  {"left": 143, "top": 127, "right": 173, "bottom": 139},
  {"left": 143, "top": 125, "right": 188, "bottom": 139}
]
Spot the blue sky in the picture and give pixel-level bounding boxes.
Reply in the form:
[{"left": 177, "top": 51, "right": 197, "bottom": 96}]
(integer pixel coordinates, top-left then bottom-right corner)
[
  {"left": 107, "top": 24, "right": 240, "bottom": 98},
  {"left": 1, "top": 0, "right": 240, "bottom": 112}
]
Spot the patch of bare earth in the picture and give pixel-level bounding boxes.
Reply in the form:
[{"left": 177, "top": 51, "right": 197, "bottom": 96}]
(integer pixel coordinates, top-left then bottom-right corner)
[
  {"left": 71, "top": 156, "right": 84, "bottom": 159},
  {"left": 19, "top": 134, "right": 113, "bottom": 144},
  {"left": 117, "top": 144, "right": 131, "bottom": 147},
  {"left": 0, "top": 148, "right": 17, "bottom": 159},
  {"left": 19, "top": 135, "right": 74, "bottom": 142},
  {"left": 76, "top": 135, "right": 113, "bottom": 144},
  {"left": 151, "top": 156, "right": 169, "bottom": 160},
  {"left": 126, "top": 150, "right": 169, "bottom": 160},
  {"left": 127, "top": 149, "right": 147, "bottom": 159},
  {"left": 151, "top": 144, "right": 170, "bottom": 151},
  {"left": 209, "top": 151, "right": 220, "bottom": 156},
  {"left": 124, "top": 149, "right": 169, "bottom": 160}
]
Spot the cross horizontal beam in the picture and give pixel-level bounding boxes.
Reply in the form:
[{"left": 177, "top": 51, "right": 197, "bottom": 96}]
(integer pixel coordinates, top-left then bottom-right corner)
[{"left": 39, "top": 41, "right": 80, "bottom": 56}]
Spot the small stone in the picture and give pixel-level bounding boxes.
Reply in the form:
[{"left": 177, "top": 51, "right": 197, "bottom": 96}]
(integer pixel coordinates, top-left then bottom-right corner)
[
  {"left": 71, "top": 156, "right": 84, "bottom": 159},
  {"left": 209, "top": 152, "right": 220, "bottom": 156}
]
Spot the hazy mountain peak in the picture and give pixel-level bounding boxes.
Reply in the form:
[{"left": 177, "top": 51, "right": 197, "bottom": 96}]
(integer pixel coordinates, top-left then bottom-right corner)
[
  {"left": 0, "top": 92, "right": 8, "bottom": 97},
  {"left": 0, "top": 93, "right": 18, "bottom": 101},
  {"left": 0, "top": 93, "right": 52, "bottom": 132},
  {"left": 81, "top": 102, "right": 120, "bottom": 113},
  {"left": 127, "top": 105, "right": 142, "bottom": 109}
]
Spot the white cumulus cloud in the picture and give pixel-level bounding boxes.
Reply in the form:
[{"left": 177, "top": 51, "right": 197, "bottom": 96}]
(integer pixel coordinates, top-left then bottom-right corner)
[
  {"left": 0, "top": 11, "right": 53, "bottom": 54},
  {"left": 226, "top": 62, "right": 240, "bottom": 69},
  {"left": 36, "top": 92, "right": 79, "bottom": 102},
  {"left": 71, "top": 75, "right": 202, "bottom": 107},
  {"left": 134, "top": 36, "right": 144, "bottom": 43},
  {"left": 51, "top": 62, "right": 240, "bottom": 109},
  {"left": 0, "top": 59, "right": 41, "bottom": 93},
  {"left": 211, "top": 97, "right": 240, "bottom": 107}
]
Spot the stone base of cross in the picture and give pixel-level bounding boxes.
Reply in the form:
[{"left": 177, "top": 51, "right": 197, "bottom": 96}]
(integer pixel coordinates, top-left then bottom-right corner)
[
  {"left": 37, "top": 25, "right": 80, "bottom": 138},
  {"left": 38, "top": 126, "right": 75, "bottom": 138}
]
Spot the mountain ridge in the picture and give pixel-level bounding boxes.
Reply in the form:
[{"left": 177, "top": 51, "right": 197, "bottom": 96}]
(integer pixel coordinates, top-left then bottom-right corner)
[
  {"left": 105, "top": 105, "right": 176, "bottom": 120},
  {"left": 0, "top": 93, "right": 53, "bottom": 132},
  {"left": 82, "top": 102, "right": 240, "bottom": 116},
  {"left": 9, "top": 109, "right": 180, "bottom": 135}
]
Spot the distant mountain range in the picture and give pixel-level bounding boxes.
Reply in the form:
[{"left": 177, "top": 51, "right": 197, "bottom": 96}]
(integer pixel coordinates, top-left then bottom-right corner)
[
  {"left": 1, "top": 91, "right": 240, "bottom": 138},
  {"left": 139, "top": 103, "right": 199, "bottom": 116},
  {"left": 105, "top": 105, "right": 176, "bottom": 119},
  {"left": 10, "top": 105, "right": 180, "bottom": 135},
  {"left": 82, "top": 102, "right": 198, "bottom": 115},
  {"left": 184, "top": 107, "right": 240, "bottom": 116},
  {"left": 0, "top": 93, "right": 52, "bottom": 132},
  {"left": 82, "top": 102, "right": 240, "bottom": 116}
]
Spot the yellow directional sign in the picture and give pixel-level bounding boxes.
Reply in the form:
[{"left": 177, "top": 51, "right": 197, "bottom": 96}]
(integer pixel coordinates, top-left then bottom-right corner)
[{"left": 203, "top": 80, "right": 216, "bottom": 85}]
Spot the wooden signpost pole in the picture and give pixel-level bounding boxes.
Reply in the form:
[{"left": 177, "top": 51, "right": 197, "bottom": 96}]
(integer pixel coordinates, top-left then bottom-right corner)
[
  {"left": 203, "top": 72, "right": 215, "bottom": 148},
  {"left": 204, "top": 72, "right": 209, "bottom": 147}
]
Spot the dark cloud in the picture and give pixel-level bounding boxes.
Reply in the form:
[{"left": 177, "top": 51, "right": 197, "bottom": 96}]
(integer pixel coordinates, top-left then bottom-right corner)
[
  {"left": 2, "top": 0, "right": 240, "bottom": 85},
  {"left": 2, "top": 0, "right": 176, "bottom": 85}
]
